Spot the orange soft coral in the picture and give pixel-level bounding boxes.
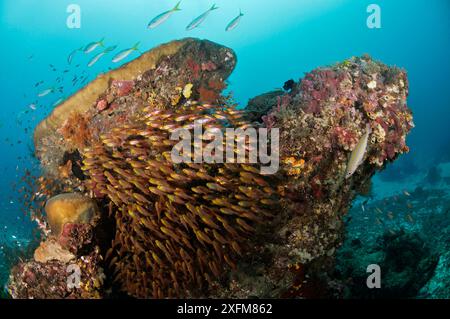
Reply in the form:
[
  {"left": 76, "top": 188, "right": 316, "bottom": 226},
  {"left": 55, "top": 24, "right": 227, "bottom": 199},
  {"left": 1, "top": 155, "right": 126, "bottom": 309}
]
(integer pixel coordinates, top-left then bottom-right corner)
[{"left": 58, "top": 112, "right": 92, "bottom": 150}]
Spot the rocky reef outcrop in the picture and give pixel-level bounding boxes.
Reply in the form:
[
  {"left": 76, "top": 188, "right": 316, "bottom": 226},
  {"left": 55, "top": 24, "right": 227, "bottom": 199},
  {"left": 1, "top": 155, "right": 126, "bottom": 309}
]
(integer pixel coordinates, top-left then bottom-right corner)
[
  {"left": 8, "top": 193, "right": 105, "bottom": 299},
  {"left": 216, "top": 55, "right": 413, "bottom": 298},
  {"left": 9, "top": 39, "right": 413, "bottom": 299}
]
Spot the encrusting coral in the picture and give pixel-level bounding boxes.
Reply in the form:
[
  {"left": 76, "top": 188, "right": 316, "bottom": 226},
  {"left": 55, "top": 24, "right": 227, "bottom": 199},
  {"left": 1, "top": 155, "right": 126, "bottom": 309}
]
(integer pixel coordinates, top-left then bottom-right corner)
[
  {"left": 212, "top": 55, "right": 413, "bottom": 298},
  {"left": 10, "top": 40, "right": 413, "bottom": 299}
]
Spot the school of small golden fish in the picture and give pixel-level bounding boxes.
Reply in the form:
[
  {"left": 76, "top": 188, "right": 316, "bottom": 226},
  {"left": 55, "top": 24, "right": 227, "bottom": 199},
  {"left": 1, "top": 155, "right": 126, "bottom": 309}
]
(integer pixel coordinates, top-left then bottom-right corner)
[{"left": 80, "top": 102, "right": 277, "bottom": 298}]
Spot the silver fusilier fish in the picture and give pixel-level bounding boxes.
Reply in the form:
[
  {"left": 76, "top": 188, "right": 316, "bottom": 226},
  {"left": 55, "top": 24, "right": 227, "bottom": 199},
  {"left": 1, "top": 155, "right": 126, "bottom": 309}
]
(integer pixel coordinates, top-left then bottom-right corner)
[
  {"left": 68, "top": 46, "right": 83, "bottom": 65},
  {"left": 88, "top": 52, "right": 106, "bottom": 67},
  {"left": 225, "top": 9, "right": 244, "bottom": 31},
  {"left": 148, "top": 1, "right": 181, "bottom": 29},
  {"left": 88, "top": 45, "right": 117, "bottom": 67},
  {"left": 186, "top": 4, "right": 219, "bottom": 31},
  {"left": 38, "top": 88, "right": 54, "bottom": 97},
  {"left": 112, "top": 43, "right": 140, "bottom": 63},
  {"left": 53, "top": 97, "right": 65, "bottom": 107},
  {"left": 345, "top": 124, "right": 372, "bottom": 179},
  {"left": 84, "top": 38, "right": 105, "bottom": 54}
]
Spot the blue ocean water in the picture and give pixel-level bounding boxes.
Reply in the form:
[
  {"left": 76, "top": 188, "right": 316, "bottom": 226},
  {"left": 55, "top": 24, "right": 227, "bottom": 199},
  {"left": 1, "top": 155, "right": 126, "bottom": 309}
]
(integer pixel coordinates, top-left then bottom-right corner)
[{"left": 0, "top": 0, "right": 449, "bottom": 296}]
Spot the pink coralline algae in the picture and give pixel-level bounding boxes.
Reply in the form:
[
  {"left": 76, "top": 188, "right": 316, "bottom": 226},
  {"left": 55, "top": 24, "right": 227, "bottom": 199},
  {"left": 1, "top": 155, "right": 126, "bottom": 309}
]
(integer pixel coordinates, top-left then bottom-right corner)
[
  {"left": 187, "top": 58, "right": 201, "bottom": 79},
  {"left": 111, "top": 80, "right": 135, "bottom": 97},
  {"left": 201, "top": 61, "right": 217, "bottom": 71},
  {"left": 276, "top": 55, "right": 413, "bottom": 168},
  {"left": 333, "top": 126, "right": 359, "bottom": 150},
  {"left": 96, "top": 99, "right": 108, "bottom": 112},
  {"left": 262, "top": 94, "right": 291, "bottom": 129},
  {"left": 58, "top": 223, "right": 93, "bottom": 255},
  {"left": 299, "top": 69, "right": 351, "bottom": 114}
]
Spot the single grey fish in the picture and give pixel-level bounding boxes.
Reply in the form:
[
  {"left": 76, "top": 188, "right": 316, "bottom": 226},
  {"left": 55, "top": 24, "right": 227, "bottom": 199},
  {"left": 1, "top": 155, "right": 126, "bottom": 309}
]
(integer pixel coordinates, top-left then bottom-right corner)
[
  {"left": 345, "top": 124, "right": 372, "bottom": 179},
  {"left": 68, "top": 46, "right": 83, "bottom": 65},
  {"left": 53, "top": 97, "right": 65, "bottom": 107},
  {"left": 88, "top": 45, "right": 117, "bottom": 67},
  {"left": 84, "top": 38, "right": 105, "bottom": 54},
  {"left": 38, "top": 87, "right": 54, "bottom": 98},
  {"left": 148, "top": 1, "right": 181, "bottom": 29},
  {"left": 112, "top": 42, "right": 140, "bottom": 63},
  {"left": 186, "top": 4, "right": 219, "bottom": 31},
  {"left": 225, "top": 9, "right": 244, "bottom": 31}
]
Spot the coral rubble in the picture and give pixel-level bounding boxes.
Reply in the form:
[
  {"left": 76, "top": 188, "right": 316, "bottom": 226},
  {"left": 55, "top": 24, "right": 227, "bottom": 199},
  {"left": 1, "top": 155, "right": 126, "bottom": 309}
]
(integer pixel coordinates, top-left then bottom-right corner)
[{"left": 11, "top": 39, "right": 413, "bottom": 299}]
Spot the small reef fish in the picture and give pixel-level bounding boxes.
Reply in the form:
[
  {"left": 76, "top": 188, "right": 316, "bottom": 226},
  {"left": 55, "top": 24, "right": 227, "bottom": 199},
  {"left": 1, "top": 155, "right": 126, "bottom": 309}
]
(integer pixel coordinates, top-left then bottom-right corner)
[
  {"left": 38, "top": 88, "right": 54, "bottom": 97},
  {"left": 225, "top": 9, "right": 244, "bottom": 31},
  {"left": 403, "top": 190, "right": 411, "bottom": 196},
  {"left": 112, "top": 43, "right": 140, "bottom": 63},
  {"left": 148, "top": 1, "right": 182, "bottom": 29},
  {"left": 67, "top": 47, "right": 83, "bottom": 64},
  {"left": 186, "top": 4, "right": 219, "bottom": 31},
  {"left": 88, "top": 45, "right": 117, "bottom": 67},
  {"left": 28, "top": 104, "right": 37, "bottom": 110},
  {"left": 84, "top": 38, "right": 105, "bottom": 54},
  {"left": 53, "top": 97, "right": 65, "bottom": 107},
  {"left": 345, "top": 124, "right": 372, "bottom": 179}
]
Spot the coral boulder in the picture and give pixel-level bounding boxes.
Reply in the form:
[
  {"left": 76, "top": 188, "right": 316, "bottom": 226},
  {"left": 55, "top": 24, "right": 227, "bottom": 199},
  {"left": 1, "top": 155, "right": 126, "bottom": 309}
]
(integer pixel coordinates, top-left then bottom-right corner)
[{"left": 45, "top": 193, "right": 98, "bottom": 237}]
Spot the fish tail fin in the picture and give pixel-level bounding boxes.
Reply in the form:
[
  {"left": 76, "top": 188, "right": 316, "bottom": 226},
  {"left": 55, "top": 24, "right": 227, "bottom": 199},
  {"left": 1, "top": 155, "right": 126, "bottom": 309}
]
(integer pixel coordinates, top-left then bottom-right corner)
[
  {"left": 173, "top": 1, "right": 182, "bottom": 11},
  {"left": 239, "top": 8, "right": 244, "bottom": 16},
  {"left": 210, "top": 4, "right": 219, "bottom": 11},
  {"left": 132, "top": 42, "right": 141, "bottom": 51},
  {"left": 99, "top": 37, "right": 106, "bottom": 47}
]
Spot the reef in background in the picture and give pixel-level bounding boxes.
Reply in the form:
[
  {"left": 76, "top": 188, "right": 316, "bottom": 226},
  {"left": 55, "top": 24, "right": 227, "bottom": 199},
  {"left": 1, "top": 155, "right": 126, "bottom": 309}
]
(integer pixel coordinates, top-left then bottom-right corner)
[
  {"left": 336, "top": 185, "right": 450, "bottom": 298},
  {"left": 336, "top": 230, "right": 438, "bottom": 298},
  {"left": 8, "top": 39, "right": 413, "bottom": 299}
]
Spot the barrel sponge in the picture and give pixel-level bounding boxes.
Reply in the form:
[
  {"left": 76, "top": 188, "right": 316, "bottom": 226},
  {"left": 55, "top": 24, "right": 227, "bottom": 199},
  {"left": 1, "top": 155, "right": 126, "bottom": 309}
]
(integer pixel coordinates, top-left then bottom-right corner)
[{"left": 33, "top": 39, "right": 188, "bottom": 151}]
